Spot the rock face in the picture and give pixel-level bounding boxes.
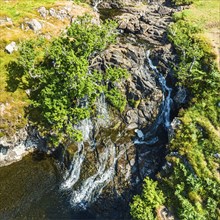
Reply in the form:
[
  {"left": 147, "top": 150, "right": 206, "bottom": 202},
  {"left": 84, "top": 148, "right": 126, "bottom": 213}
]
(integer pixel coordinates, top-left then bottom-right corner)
[
  {"left": 96, "top": 43, "right": 163, "bottom": 130},
  {"left": 116, "top": 5, "right": 174, "bottom": 46},
  {"left": 0, "top": 127, "right": 46, "bottom": 167},
  {"left": 74, "top": 1, "right": 180, "bottom": 218}
]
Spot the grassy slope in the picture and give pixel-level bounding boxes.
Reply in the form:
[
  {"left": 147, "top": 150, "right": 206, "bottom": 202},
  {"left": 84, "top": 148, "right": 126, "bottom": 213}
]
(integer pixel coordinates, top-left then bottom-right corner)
[
  {"left": 178, "top": 0, "right": 220, "bottom": 68},
  {"left": 161, "top": 1, "right": 220, "bottom": 218},
  {"left": 0, "top": 0, "right": 93, "bottom": 137},
  {"left": 131, "top": 1, "right": 220, "bottom": 219}
]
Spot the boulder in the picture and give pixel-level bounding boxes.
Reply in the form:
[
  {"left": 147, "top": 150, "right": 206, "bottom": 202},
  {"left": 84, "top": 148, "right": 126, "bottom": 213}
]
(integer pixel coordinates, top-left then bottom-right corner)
[
  {"left": 5, "top": 41, "right": 17, "bottom": 54},
  {"left": 0, "top": 17, "right": 13, "bottom": 26},
  {"left": 38, "top": 6, "right": 48, "bottom": 18},
  {"left": 26, "top": 19, "right": 42, "bottom": 32}
]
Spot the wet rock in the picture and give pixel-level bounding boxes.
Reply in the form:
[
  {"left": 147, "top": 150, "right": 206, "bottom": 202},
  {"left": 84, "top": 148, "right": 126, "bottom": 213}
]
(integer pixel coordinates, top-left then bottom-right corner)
[
  {"left": 0, "top": 146, "right": 8, "bottom": 155},
  {"left": 168, "top": 117, "right": 181, "bottom": 140},
  {"left": 5, "top": 41, "right": 17, "bottom": 54},
  {"left": 26, "top": 19, "right": 42, "bottom": 32},
  {"left": 174, "top": 86, "right": 187, "bottom": 104},
  {"left": 0, "top": 127, "right": 46, "bottom": 167}
]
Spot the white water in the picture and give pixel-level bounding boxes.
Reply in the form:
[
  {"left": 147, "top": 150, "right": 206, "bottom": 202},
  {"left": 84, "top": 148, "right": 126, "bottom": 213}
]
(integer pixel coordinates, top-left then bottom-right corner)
[
  {"left": 135, "top": 50, "right": 172, "bottom": 144},
  {"left": 60, "top": 50, "right": 172, "bottom": 208},
  {"left": 70, "top": 141, "right": 116, "bottom": 209},
  {"left": 96, "top": 93, "right": 110, "bottom": 127},
  {"left": 61, "top": 143, "right": 84, "bottom": 190}
]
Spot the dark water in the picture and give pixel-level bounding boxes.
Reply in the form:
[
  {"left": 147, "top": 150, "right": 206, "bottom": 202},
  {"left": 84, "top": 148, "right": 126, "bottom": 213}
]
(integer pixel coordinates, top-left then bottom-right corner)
[{"left": 0, "top": 154, "right": 95, "bottom": 220}]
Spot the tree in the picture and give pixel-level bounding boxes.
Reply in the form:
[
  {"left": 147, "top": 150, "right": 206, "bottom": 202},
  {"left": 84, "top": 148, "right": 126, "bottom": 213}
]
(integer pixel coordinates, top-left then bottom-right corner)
[
  {"left": 130, "top": 177, "right": 165, "bottom": 220},
  {"left": 7, "top": 15, "right": 128, "bottom": 145}
]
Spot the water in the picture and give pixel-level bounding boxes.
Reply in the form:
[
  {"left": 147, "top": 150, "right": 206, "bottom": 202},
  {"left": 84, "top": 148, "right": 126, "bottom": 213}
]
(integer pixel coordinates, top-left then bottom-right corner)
[
  {"left": 70, "top": 143, "right": 116, "bottom": 209},
  {"left": 61, "top": 143, "right": 85, "bottom": 190},
  {"left": 134, "top": 50, "right": 172, "bottom": 144},
  {"left": 0, "top": 154, "right": 96, "bottom": 219},
  {"left": 0, "top": 50, "right": 173, "bottom": 218}
]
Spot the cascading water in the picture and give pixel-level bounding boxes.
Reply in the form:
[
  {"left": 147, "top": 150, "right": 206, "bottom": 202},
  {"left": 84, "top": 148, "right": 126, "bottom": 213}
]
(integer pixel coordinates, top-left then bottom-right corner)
[
  {"left": 61, "top": 142, "right": 84, "bottom": 190},
  {"left": 96, "top": 93, "right": 110, "bottom": 127},
  {"left": 135, "top": 50, "right": 172, "bottom": 144},
  {"left": 61, "top": 50, "right": 172, "bottom": 210},
  {"left": 70, "top": 141, "right": 116, "bottom": 209}
]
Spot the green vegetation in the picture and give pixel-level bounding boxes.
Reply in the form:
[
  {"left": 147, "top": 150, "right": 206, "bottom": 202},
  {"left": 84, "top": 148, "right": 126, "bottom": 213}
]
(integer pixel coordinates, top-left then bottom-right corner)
[
  {"left": 172, "top": 0, "right": 195, "bottom": 6},
  {"left": 168, "top": 18, "right": 219, "bottom": 96},
  {"left": 7, "top": 15, "right": 128, "bottom": 144},
  {"left": 177, "top": 0, "right": 220, "bottom": 29},
  {"left": 131, "top": 1, "right": 220, "bottom": 220},
  {"left": 0, "top": 0, "right": 57, "bottom": 21},
  {"left": 130, "top": 177, "right": 165, "bottom": 220}
]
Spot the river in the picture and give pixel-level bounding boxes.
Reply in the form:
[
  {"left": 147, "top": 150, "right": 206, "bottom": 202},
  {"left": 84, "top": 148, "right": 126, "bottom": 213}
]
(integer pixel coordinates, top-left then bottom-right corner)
[{"left": 0, "top": 154, "right": 95, "bottom": 219}]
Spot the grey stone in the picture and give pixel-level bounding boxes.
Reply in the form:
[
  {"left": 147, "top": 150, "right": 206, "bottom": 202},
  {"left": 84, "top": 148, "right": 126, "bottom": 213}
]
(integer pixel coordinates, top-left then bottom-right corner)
[
  {"left": 5, "top": 41, "right": 17, "bottom": 54},
  {"left": 38, "top": 6, "right": 48, "bottom": 18},
  {"left": 26, "top": 19, "right": 42, "bottom": 32},
  {"left": 49, "top": 8, "right": 57, "bottom": 17},
  {"left": 0, "top": 146, "right": 8, "bottom": 155},
  {"left": 174, "top": 87, "right": 187, "bottom": 104},
  {"left": 214, "top": 153, "right": 220, "bottom": 159}
]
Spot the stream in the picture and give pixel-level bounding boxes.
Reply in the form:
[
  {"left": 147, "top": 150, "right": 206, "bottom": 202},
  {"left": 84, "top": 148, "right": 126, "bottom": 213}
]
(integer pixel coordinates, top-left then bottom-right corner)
[{"left": 0, "top": 50, "right": 173, "bottom": 219}]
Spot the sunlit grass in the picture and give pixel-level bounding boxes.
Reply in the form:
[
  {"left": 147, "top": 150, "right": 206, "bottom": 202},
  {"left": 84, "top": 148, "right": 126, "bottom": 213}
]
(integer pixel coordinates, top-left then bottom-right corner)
[
  {"left": 0, "top": 0, "right": 58, "bottom": 21},
  {"left": 181, "top": 0, "right": 220, "bottom": 29}
]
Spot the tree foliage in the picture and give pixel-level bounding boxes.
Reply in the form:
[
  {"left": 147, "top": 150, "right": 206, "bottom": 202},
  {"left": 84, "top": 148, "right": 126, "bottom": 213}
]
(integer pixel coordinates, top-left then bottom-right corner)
[
  {"left": 7, "top": 15, "right": 128, "bottom": 145},
  {"left": 130, "top": 177, "right": 165, "bottom": 220}
]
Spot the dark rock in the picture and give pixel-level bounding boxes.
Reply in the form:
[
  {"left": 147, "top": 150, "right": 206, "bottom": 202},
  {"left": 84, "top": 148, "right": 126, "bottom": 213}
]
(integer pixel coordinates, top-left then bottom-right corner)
[
  {"left": 0, "top": 146, "right": 8, "bottom": 155},
  {"left": 174, "top": 86, "right": 188, "bottom": 104}
]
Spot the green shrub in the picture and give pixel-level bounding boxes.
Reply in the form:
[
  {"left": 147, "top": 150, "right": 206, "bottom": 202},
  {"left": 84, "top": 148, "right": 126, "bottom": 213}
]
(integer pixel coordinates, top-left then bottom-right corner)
[
  {"left": 7, "top": 15, "right": 128, "bottom": 144},
  {"left": 130, "top": 177, "right": 165, "bottom": 220}
]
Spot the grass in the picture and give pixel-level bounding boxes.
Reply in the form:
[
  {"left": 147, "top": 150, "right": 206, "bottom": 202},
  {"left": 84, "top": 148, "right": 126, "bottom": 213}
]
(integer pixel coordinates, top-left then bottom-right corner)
[
  {"left": 182, "top": 0, "right": 220, "bottom": 29},
  {"left": 0, "top": 0, "right": 95, "bottom": 137},
  {"left": 174, "top": 0, "right": 220, "bottom": 69},
  {"left": 0, "top": 0, "right": 58, "bottom": 21}
]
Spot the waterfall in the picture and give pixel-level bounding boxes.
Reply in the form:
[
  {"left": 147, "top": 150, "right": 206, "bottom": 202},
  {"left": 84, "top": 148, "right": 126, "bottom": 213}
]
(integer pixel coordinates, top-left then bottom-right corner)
[
  {"left": 146, "top": 50, "right": 172, "bottom": 131},
  {"left": 60, "top": 50, "right": 173, "bottom": 208},
  {"left": 70, "top": 141, "right": 116, "bottom": 209},
  {"left": 61, "top": 143, "right": 84, "bottom": 190},
  {"left": 135, "top": 50, "right": 172, "bottom": 144},
  {"left": 96, "top": 93, "right": 110, "bottom": 127}
]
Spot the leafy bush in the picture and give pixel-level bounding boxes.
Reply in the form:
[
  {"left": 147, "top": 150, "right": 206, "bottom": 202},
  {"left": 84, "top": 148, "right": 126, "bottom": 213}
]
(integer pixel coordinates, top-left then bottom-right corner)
[
  {"left": 131, "top": 7, "right": 220, "bottom": 220},
  {"left": 7, "top": 15, "right": 128, "bottom": 144},
  {"left": 130, "top": 177, "right": 165, "bottom": 220},
  {"left": 168, "top": 19, "right": 220, "bottom": 96}
]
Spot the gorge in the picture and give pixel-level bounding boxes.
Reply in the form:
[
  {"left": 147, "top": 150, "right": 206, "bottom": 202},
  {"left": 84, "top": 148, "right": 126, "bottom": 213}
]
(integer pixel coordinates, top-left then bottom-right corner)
[{"left": 0, "top": 0, "right": 219, "bottom": 219}]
